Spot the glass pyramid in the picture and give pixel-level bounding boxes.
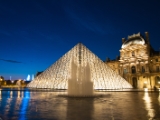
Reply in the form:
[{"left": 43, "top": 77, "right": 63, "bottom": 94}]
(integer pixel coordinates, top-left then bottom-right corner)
[{"left": 27, "top": 43, "right": 132, "bottom": 89}]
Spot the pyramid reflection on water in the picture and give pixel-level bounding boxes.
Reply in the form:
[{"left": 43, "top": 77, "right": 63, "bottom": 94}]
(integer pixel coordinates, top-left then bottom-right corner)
[{"left": 27, "top": 43, "right": 132, "bottom": 90}]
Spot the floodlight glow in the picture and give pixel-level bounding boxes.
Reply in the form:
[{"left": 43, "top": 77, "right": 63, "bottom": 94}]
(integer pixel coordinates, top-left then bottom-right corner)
[
  {"left": 144, "top": 88, "right": 148, "bottom": 92},
  {"left": 144, "top": 81, "right": 147, "bottom": 84}
]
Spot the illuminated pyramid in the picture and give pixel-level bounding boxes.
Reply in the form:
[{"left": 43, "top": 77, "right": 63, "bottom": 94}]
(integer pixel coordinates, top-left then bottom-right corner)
[{"left": 28, "top": 43, "right": 132, "bottom": 89}]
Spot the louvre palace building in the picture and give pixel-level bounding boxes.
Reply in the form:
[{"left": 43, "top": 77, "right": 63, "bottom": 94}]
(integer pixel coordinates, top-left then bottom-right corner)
[{"left": 105, "top": 32, "right": 160, "bottom": 89}]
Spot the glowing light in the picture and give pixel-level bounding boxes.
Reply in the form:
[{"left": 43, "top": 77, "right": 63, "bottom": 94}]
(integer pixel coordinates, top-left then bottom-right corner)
[
  {"left": 143, "top": 81, "right": 148, "bottom": 90},
  {"left": 18, "top": 91, "right": 20, "bottom": 98},
  {"left": 144, "top": 88, "right": 148, "bottom": 92},
  {"left": 28, "top": 43, "right": 132, "bottom": 89},
  {"left": 26, "top": 74, "right": 30, "bottom": 81},
  {"left": 144, "top": 81, "right": 147, "bottom": 84},
  {"left": 10, "top": 91, "right": 13, "bottom": 98},
  {"left": 143, "top": 92, "right": 155, "bottom": 118}
]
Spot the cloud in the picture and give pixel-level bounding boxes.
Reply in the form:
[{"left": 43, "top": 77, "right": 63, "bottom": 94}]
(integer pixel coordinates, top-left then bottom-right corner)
[{"left": 0, "top": 59, "right": 22, "bottom": 63}]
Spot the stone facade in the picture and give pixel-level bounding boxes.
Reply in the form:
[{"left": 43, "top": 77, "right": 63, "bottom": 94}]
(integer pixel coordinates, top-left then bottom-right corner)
[{"left": 105, "top": 32, "right": 160, "bottom": 89}]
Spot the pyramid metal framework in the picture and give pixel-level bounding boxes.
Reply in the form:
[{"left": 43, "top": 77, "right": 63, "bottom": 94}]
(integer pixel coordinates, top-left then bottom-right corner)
[{"left": 28, "top": 43, "right": 132, "bottom": 89}]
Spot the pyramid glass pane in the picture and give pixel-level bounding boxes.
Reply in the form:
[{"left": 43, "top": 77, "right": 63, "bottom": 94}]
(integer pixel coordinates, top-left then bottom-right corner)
[{"left": 27, "top": 43, "right": 132, "bottom": 89}]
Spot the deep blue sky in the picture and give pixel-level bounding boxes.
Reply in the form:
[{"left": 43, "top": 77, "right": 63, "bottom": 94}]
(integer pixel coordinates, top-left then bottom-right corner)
[{"left": 0, "top": 0, "right": 160, "bottom": 80}]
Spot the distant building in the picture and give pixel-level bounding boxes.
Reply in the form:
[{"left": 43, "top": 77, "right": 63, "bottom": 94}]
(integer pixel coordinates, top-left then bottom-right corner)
[
  {"left": 105, "top": 32, "right": 160, "bottom": 89},
  {"left": 0, "top": 76, "right": 4, "bottom": 80}
]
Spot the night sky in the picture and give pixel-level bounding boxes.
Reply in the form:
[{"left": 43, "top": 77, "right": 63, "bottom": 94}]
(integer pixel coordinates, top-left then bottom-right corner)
[{"left": 0, "top": 0, "right": 160, "bottom": 80}]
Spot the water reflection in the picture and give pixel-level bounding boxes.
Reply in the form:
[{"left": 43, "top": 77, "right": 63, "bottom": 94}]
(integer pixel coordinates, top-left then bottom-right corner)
[
  {"left": 10, "top": 91, "right": 12, "bottom": 98},
  {"left": 143, "top": 91, "right": 155, "bottom": 119},
  {"left": 0, "top": 90, "right": 30, "bottom": 120},
  {"left": 19, "top": 91, "right": 30, "bottom": 120},
  {"left": 67, "top": 98, "right": 93, "bottom": 120},
  {"left": 0, "top": 89, "right": 160, "bottom": 120}
]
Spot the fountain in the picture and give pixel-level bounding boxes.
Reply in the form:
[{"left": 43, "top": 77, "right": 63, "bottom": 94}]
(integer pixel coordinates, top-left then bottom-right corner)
[
  {"left": 68, "top": 43, "right": 93, "bottom": 96},
  {"left": 27, "top": 43, "right": 132, "bottom": 95},
  {"left": 68, "top": 59, "right": 93, "bottom": 96}
]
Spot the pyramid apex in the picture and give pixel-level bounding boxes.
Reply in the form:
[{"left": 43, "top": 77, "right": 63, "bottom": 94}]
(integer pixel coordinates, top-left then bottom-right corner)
[{"left": 77, "top": 42, "right": 83, "bottom": 45}]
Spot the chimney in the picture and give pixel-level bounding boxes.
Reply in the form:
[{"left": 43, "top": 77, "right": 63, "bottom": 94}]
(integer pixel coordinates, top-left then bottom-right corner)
[
  {"left": 122, "top": 38, "right": 126, "bottom": 43},
  {"left": 145, "top": 32, "right": 150, "bottom": 43}
]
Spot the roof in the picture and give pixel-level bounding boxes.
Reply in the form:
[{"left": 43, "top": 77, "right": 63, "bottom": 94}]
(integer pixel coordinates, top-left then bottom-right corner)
[{"left": 121, "top": 33, "right": 146, "bottom": 48}]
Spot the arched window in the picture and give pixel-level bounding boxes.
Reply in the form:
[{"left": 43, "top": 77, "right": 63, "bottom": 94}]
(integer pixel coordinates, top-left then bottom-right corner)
[{"left": 131, "top": 66, "right": 136, "bottom": 74}]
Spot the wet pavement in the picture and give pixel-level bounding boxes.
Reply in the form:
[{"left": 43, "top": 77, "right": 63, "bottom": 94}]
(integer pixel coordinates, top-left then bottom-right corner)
[{"left": 0, "top": 88, "right": 160, "bottom": 120}]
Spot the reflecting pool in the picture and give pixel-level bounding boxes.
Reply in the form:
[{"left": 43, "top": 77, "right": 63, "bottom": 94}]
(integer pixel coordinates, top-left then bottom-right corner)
[{"left": 0, "top": 88, "right": 160, "bottom": 120}]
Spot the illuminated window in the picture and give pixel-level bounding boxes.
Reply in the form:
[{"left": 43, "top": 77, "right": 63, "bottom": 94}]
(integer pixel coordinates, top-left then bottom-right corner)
[{"left": 131, "top": 66, "right": 136, "bottom": 74}]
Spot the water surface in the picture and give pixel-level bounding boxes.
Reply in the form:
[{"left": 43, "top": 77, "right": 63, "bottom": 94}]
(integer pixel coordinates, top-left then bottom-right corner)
[{"left": 0, "top": 88, "right": 160, "bottom": 120}]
